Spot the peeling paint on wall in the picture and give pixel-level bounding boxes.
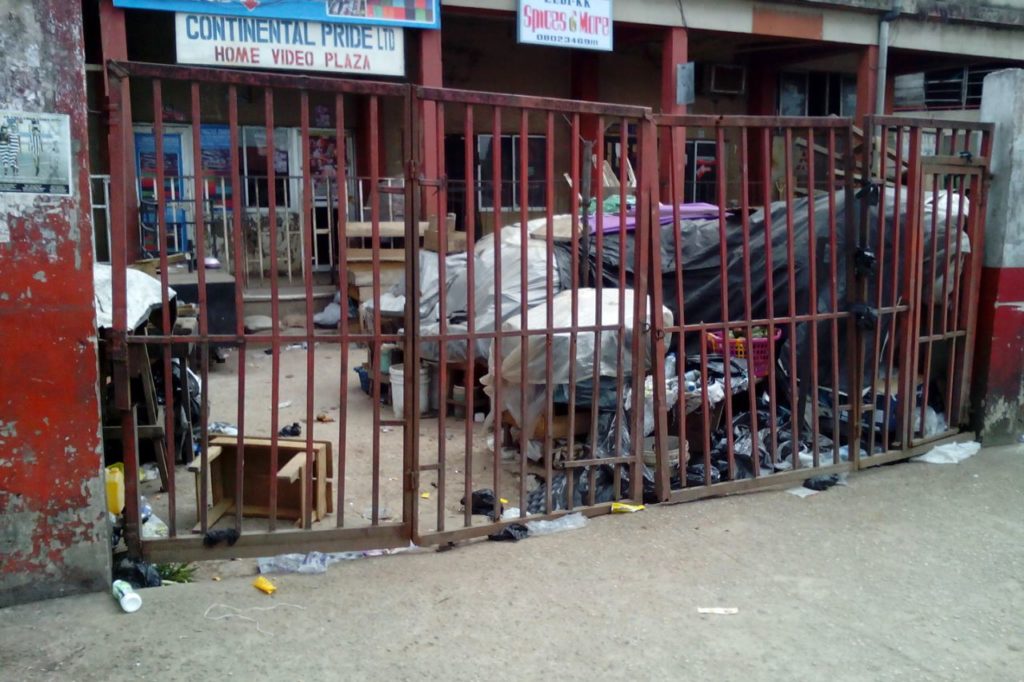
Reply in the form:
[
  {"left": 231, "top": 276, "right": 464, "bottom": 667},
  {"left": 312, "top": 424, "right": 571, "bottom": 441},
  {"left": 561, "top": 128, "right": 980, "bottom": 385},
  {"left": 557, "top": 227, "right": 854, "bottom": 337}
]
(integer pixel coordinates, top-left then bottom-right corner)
[{"left": 0, "top": 0, "right": 109, "bottom": 608}]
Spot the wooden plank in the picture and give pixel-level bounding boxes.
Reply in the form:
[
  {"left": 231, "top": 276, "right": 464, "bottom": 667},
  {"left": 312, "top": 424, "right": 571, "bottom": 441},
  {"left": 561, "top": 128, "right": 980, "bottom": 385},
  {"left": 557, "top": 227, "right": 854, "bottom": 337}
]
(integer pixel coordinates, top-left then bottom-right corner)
[
  {"left": 316, "top": 442, "right": 328, "bottom": 522},
  {"left": 344, "top": 220, "right": 429, "bottom": 239},
  {"left": 347, "top": 262, "right": 404, "bottom": 287},
  {"left": 191, "top": 498, "right": 233, "bottom": 533},
  {"left": 209, "top": 435, "right": 328, "bottom": 453},
  {"left": 344, "top": 248, "right": 406, "bottom": 263},
  {"left": 234, "top": 504, "right": 302, "bottom": 520},
  {"left": 104, "top": 424, "right": 164, "bottom": 440},
  {"left": 276, "top": 452, "right": 307, "bottom": 483}
]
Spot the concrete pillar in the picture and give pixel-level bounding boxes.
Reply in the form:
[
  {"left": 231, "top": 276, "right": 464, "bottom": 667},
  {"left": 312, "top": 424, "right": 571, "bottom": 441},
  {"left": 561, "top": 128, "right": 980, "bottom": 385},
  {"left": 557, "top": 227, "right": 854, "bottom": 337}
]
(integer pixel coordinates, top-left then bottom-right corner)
[
  {"left": 659, "top": 26, "right": 688, "bottom": 202},
  {"left": 973, "top": 69, "right": 1024, "bottom": 444},
  {"left": 0, "top": 0, "right": 110, "bottom": 606}
]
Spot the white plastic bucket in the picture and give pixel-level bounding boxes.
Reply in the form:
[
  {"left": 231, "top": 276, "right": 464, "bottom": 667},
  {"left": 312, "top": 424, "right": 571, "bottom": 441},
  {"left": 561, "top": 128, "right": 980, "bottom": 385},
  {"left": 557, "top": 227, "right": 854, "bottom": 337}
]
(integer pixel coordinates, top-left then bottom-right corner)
[{"left": 390, "top": 363, "right": 431, "bottom": 418}]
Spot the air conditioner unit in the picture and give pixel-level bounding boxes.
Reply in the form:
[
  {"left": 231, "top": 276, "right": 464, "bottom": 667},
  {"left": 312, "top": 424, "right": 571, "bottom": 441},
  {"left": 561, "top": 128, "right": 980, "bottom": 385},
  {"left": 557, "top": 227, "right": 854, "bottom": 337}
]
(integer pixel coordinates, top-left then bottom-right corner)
[{"left": 709, "top": 64, "right": 747, "bottom": 95}]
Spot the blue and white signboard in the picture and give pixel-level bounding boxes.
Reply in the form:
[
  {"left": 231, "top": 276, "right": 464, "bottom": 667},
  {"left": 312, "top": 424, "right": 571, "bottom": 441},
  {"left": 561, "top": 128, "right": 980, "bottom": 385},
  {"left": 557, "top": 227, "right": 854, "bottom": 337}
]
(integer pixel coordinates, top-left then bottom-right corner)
[
  {"left": 175, "top": 12, "right": 405, "bottom": 75},
  {"left": 114, "top": 0, "right": 440, "bottom": 30}
]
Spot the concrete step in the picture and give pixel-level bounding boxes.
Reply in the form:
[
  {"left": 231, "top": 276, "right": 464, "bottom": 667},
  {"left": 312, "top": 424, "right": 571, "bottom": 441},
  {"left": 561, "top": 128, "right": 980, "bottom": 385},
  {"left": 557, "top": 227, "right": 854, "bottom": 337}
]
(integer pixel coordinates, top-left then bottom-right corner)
[{"left": 242, "top": 285, "right": 337, "bottom": 321}]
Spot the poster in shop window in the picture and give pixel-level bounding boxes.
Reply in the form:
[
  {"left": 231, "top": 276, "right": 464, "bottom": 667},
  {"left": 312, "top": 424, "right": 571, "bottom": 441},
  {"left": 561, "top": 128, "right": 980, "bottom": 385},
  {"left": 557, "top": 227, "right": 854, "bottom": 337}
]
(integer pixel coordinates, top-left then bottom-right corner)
[
  {"left": 0, "top": 111, "right": 72, "bottom": 196},
  {"left": 113, "top": 0, "right": 439, "bottom": 29},
  {"left": 517, "top": 0, "right": 613, "bottom": 52}
]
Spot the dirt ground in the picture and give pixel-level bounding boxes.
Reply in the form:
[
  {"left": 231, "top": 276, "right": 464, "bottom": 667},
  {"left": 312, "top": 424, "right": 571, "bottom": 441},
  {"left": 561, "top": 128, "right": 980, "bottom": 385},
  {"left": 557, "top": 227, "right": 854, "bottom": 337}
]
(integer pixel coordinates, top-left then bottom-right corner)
[
  {"left": 3, "top": 445, "right": 1021, "bottom": 681},
  {"left": 145, "top": 342, "right": 515, "bottom": 537}
]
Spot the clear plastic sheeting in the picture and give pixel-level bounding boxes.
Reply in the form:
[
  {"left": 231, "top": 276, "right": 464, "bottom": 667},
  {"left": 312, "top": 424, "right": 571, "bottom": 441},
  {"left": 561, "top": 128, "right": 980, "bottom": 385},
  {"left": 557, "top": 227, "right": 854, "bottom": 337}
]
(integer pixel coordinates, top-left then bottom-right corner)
[
  {"left": 419, "top": 226, "right": 566, "bottom": 363},
  {"left": 525, "top": 512, "right": 588, "bottom": 535},
  {"left": 481, "top": 288, "right": 673, "bottom": 435},
  {"left": 358, "top": 250, "right": 467, "bottom": 325}
]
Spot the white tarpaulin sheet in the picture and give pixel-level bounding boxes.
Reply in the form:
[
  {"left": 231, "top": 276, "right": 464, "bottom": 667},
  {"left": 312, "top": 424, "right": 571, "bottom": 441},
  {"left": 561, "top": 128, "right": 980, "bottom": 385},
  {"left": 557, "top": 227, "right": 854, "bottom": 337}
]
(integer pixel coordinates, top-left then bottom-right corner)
[
  {"left": 93, "top": 263, "right": 175, "bottom": 330},
  {"left": 482, "top": 287, "right": 673, "bottom": 434}
]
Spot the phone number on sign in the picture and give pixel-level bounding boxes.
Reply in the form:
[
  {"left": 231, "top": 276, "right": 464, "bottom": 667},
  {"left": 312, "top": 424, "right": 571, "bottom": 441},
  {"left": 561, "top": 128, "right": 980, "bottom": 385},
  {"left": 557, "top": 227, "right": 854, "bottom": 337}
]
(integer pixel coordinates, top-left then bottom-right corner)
[{"left": 534, "top": 34, "right": 601, "bottom": 47}]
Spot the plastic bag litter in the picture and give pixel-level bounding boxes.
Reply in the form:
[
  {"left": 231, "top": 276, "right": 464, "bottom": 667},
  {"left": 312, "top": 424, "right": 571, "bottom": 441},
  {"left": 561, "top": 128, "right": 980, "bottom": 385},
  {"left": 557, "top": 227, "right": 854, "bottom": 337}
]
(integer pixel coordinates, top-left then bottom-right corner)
[
  {"left": 139, "top": 462, "right": 160, "bottom": 483},
  {"left": 912, "top": 440, "right": 981, "bottom": 464},
  {"left": 527, "top": 466, "right": 621, "bottom": 513},
  {"left": 914, "top": 406, "right": 949, "bottom": 438},
  {"left": 208, "top": 422, "right": 238, "bottom": 436},
  {"left": 803, "top": 473, "right": 848, "bottom": 491},
  {"left": 525, "top": 512, "right": 588, "bottom": 536},
  {"left": 488, "top": 524, "right": 529, "bottom": 542},
  {"left": 258, "top": 546, "right": 417, "bottom": 574},
  {"left": 786, "top": 486, "right": 820, "bottom": 498},
  {"left": 313, "top": 292, "right": 343, "bottom": 328},
  {"left": 461, "top": 488, "right": 502, "bottom": 518},
  {"left": 501, "top": 507, "right": 523, "bottom": 520},
  {"left": 626, "top": 355, "right": 680, "bottom": 439},
  {"left": 141, "top": 512, "right": 169, "bottom": 539}
]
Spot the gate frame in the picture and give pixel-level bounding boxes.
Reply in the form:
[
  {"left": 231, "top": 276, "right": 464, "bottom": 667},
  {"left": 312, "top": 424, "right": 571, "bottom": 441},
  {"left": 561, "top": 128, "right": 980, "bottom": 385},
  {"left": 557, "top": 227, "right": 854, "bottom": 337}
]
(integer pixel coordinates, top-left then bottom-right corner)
[
  {"left": 107, "top": 61, "right": 416, "bottom": 562},
  {"left": 103, "top": 62, "right": 997, "bottom": 560}
]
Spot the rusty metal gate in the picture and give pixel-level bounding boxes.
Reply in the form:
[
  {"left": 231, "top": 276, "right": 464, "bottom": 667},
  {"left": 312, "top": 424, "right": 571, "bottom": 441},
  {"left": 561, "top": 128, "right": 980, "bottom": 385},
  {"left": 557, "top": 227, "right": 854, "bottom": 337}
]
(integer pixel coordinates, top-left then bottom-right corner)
[
  {"left": 856, "top": 116, "right": 993, "bottom": 466},
  {"left": 103, "top": 60, "right": 991, "bottom": 562}
]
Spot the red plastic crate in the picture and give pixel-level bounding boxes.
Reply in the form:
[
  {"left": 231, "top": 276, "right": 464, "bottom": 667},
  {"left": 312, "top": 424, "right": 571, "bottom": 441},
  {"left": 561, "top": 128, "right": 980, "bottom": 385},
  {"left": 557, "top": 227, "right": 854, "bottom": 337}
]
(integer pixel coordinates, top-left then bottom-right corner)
[{"left": 707, "top": 329, "right": 783, "bottom": 378}]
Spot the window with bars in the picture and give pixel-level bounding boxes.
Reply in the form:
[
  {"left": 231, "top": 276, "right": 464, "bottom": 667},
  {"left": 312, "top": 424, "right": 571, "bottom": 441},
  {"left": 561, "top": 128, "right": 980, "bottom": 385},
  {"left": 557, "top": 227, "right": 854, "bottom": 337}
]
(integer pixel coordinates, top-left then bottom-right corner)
[
  {"left": 894, "top": 64, "right": 1002, "bottom": 111},
  {"left": 476, "top": 133, "right": 549, "bottom": 210}
]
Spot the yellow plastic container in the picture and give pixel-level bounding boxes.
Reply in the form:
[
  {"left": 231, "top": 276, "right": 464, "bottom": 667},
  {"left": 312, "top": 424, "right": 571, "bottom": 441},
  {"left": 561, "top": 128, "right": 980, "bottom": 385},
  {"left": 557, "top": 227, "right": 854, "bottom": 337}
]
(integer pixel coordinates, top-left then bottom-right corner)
[{"left": 105, "top": 464, "right": 125, "bottom": 515}]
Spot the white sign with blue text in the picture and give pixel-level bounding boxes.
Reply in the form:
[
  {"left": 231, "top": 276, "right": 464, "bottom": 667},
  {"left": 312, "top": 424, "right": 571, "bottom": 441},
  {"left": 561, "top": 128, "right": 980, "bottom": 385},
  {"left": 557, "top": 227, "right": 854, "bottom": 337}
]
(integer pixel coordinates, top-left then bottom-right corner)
[
  {"left": 175, "top": 13, "right": 405, "bottom": 76},
  {"left": 517, "top": 0, "right": 613, "bottom": 52}
]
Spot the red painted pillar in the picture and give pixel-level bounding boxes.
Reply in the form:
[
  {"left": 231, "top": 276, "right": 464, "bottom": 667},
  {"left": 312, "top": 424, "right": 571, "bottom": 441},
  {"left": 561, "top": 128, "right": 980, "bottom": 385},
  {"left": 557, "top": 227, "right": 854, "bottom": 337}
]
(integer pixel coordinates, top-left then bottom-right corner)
[
  {"left": 571, "top": 50, "right": 602, "bottom": 194},
  {"left": 855, "top": 45, "right": 879, "bottom": 129},
  {"left": 747, "top": 64, "right": 778, "bottom": 203},
  {"left": 418, "top": 27, "right": 443, "bottom": 219},
  {"left": 1, "top": 0, "right": 109, "bottom": 606},
  {"left": 884, "top": 74, "right": 895, "bottom": 115},
  {"left": 659, "top": 26, "right": 687, "bottom": 203}
]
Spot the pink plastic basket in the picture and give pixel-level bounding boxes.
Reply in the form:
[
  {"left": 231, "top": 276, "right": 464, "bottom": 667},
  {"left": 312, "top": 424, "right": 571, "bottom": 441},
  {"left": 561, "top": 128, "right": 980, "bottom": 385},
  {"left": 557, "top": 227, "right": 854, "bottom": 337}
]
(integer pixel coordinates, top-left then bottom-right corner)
[{"left": 707, "top": 329, "right": 783, "bottom": 378}]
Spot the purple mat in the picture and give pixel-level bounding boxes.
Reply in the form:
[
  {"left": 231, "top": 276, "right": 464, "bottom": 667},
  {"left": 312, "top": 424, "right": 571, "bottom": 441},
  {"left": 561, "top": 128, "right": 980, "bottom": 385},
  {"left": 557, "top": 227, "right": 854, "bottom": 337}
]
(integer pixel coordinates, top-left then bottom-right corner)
[{"left": 589, "top": 202, "right": 720, "bottom": 234}]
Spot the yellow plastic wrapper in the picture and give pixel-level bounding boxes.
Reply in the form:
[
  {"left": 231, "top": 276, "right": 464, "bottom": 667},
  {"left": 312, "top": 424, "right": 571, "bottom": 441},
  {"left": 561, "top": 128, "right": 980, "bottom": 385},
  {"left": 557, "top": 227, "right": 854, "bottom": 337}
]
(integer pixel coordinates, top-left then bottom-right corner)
[
  {"left": 252, "top": 576, "right": 277, "bottom": 595},
  {"left": 611, "top": 502, "right": 645, "bottom": 514}
]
